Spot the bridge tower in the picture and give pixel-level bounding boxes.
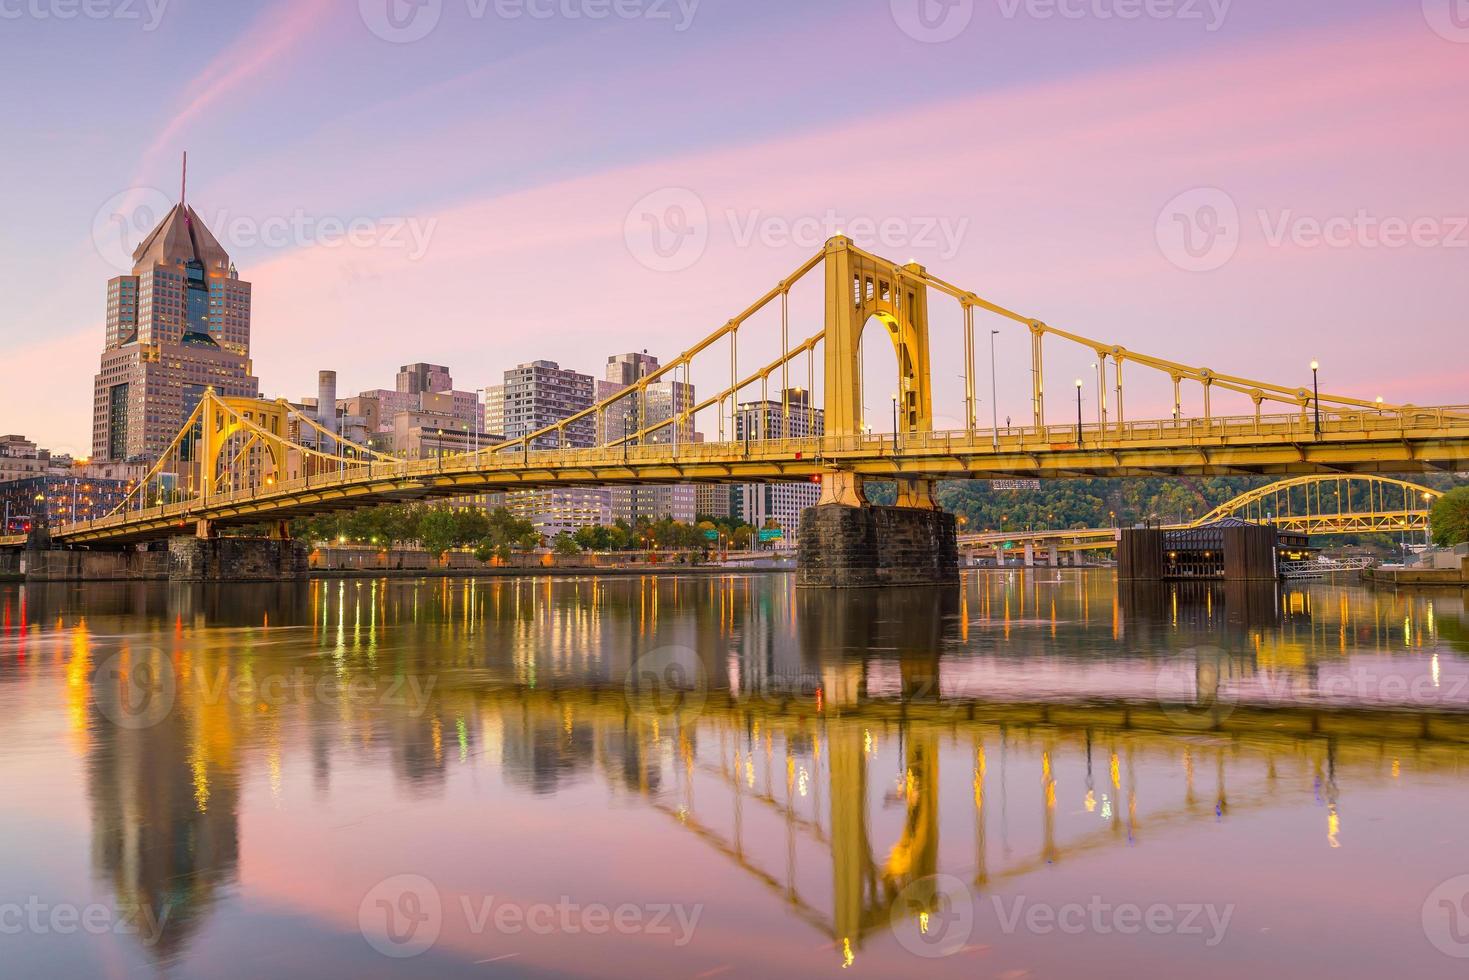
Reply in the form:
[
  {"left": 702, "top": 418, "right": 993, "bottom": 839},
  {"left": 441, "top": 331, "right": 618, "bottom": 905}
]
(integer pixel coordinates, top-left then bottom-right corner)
[
  {"left": 166, "top": 390, "right": 305, "bottom": 582},
  {"left": 799, "top": 238, "right": 958, "bottom": 587},
  {"left": 195, "top": 391, "right": 290, "bottom": 539}
]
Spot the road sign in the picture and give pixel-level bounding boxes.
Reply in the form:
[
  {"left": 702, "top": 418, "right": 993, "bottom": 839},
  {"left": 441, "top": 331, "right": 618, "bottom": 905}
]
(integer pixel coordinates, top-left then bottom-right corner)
[
  {"left": 703, "top": 529, "right": 719, "bottom": 541},
  {"left": 758, "top": 528, "right": 784, "bottom": 543}
]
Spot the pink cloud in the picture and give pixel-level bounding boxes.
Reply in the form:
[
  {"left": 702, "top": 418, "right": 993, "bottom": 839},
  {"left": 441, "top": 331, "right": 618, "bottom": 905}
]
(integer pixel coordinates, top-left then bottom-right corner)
[{"left": 247, "top": 15, "right": 1469, "bottom": 426}]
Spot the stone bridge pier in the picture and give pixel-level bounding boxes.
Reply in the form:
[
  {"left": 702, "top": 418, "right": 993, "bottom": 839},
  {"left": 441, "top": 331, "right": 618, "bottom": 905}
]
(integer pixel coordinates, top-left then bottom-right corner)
[
  {"left": 797, "top": 476, "right": 959, "bottom": 588},
  {"left": 168, "top": 538, "right": 309, "bottom": 583}
]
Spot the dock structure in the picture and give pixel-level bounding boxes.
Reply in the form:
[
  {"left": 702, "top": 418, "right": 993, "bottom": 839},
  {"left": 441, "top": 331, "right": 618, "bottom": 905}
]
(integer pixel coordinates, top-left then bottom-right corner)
[{"left": 1118, "top": 518, "right": 1312, "bottom": 582}]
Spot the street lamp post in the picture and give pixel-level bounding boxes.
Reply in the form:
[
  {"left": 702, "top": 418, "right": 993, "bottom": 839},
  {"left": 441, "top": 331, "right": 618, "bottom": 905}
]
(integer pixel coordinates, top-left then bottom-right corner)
[
  {"left": 1311, "top": 360, "right": 1321, "bottom": 439},
  {"left": 1074, "top": 378, "right": 1084, "bottom": 445},
  {"left": 891, "top": 393, "right": 899, "bottom": 454},
  {"left": 1424, "top": 491, "right": 1434, "bottom": 547}
]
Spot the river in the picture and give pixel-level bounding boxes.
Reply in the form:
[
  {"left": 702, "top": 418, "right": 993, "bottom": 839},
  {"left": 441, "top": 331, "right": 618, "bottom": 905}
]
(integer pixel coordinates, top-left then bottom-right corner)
[{"left": 1, "top": 571, "right": 1466, "bottom": 978}]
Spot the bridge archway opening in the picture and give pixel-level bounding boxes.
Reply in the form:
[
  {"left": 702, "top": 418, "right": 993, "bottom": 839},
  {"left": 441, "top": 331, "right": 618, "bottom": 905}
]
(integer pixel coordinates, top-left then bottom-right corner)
[
  {"left": 208, "top": 427, "right": 284, "bottom": 496},
  {"left": 857, "top": 313, "right": 907, "bottom": 437}
]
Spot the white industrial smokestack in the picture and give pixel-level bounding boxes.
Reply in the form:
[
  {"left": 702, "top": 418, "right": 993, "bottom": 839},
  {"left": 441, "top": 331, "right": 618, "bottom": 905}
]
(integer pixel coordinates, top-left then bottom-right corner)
[{"left": 318, "top": 371, "right": 338, "bottom": 436}]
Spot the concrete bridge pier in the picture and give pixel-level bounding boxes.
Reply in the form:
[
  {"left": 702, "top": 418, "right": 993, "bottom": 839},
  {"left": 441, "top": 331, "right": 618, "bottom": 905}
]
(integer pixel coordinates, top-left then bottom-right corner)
[
  {"left": 168, "top": 537, "right": 309, "bottom": 583},
  {"left": 796, "top": 475, "right": 958, "bottom": 588}
]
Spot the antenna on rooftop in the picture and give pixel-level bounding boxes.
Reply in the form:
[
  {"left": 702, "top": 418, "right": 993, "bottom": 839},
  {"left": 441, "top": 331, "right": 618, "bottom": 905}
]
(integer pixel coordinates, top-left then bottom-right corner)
[{"left": 181, "top": 151, "right": 188, "bottom": 207}]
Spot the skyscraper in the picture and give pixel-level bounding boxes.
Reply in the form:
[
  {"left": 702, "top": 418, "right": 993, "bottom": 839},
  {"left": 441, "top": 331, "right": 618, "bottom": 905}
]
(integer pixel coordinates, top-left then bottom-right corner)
[
  {"left": 484, "top": 362, "right": 607, "bottom": 538},
  {"left": 734, "top": 388, "right": 824, "bottom": 541},
  {"left": 91, "top": 178, "right": 258, "bottom": 461},
  {"left": 502, "top": 360, "right": 596, "bottom": 449},
  {"left": 599, "top": 352, "right": 696, "bottom": 525}
]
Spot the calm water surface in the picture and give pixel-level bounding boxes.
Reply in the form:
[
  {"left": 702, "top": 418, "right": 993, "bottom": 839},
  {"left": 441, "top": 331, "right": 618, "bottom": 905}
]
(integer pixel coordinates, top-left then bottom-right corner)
[{"left": 2, "top": 571, "right": 1467, "bottom": 979}]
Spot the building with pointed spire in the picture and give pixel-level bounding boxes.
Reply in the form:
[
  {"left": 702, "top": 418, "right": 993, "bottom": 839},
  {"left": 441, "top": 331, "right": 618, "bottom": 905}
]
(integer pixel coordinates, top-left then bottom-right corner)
[{"left": 91, "top": 161, "right": 258, "bottom": 461}]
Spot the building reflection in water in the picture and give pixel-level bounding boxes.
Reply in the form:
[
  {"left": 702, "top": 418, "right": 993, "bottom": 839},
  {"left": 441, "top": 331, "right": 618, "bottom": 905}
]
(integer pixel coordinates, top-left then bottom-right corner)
[
  {"left": 85, "top": 630, "right": 241, "bottom": 962},
  {"left": 0, "top": 571, "right": 1464, "bottom": 968}
]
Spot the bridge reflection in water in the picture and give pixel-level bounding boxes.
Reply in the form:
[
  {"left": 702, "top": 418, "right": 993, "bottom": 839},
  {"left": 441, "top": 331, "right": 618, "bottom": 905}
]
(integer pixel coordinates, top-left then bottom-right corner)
[{"left": 3, "top": 572, "right": 1467, "bottom": 970}]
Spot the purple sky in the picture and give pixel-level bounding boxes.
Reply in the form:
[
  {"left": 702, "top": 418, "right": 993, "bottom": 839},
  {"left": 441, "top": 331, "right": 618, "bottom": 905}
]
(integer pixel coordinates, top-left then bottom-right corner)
[{"left": 1, "top": 0, "right": 1466, "bottom": 454}]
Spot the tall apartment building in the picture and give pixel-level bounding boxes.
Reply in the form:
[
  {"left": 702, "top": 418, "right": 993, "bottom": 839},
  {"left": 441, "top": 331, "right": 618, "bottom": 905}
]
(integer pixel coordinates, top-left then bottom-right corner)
[
  {"left": 91, "top": 188, "right": 259, "bottom": 461},
  {"left": 599, "top": 352, "right": 696, "bottom": 525},
  {"left": 483, "top": 384, "right": 505, "bottom": 440},
  {"left": 695, "top": 484, "right": 735, "bottom": 520},
  {"left": 735, "top": 388, "right": 824, "bottom": 541},
  {"left": 483, "top": 363, "right": 606, "bottom": 538},
  {"left": 502, "top": 361, "right": 596, "bottom": 449}
]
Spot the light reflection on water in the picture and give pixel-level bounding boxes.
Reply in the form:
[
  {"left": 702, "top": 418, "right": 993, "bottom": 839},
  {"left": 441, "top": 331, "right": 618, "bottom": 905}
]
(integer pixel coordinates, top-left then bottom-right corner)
[{"left": 0, "top": 571, "right": 1466, "bottom": 979}]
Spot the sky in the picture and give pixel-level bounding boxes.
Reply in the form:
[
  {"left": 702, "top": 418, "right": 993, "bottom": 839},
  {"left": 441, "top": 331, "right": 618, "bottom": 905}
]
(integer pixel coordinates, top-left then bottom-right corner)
[{"left": 1, "top": 0, "right": 1466, "bottom": 454}]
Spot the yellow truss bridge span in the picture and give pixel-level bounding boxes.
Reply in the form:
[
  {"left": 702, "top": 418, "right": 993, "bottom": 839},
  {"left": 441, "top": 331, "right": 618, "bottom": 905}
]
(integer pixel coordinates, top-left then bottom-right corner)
[
  {"left": 9, "top": 239, "right": 1467, "bottom": 548},
  {"left": 959, "top": 475, "right": 1442, "bottom": 553}
]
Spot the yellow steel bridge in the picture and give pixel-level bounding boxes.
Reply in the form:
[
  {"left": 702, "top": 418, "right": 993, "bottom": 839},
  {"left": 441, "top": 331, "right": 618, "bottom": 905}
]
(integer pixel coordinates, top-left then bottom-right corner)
[
  {"left": 960, "top": 475, "right": 1442, "bottom": 554},
  {"left": 9, "top": 238, "right": 1467, "bottom": 548}
]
